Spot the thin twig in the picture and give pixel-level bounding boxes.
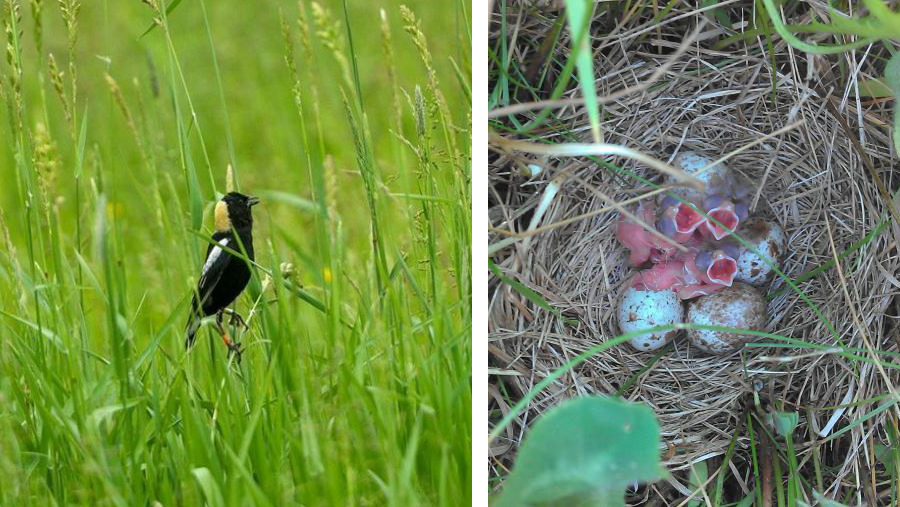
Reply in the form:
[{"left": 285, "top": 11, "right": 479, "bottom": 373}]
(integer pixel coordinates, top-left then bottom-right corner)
[
  {"left": 693, "top": 120, "right": 806, "bottom": 178},
  {"left": 491, "top": 134, "right": 704, "bottom": 190}
]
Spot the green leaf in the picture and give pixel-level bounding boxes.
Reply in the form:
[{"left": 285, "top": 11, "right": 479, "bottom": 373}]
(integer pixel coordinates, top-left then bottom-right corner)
[
  {"left": 74, "top": 108, "right": 88, "bottom": 178},
  {"left": 257, "top": 189, "right": 319, "bottom": 213},
  {"left": 803, "top": 491, "right": 849, "bottom": 507},
  {"left": 854, "top": 77, "right": 893, "bottom": 98},
  {"left": 701, "top": 0, "right": 732, "bottom": 28},
  {"left": 488, "top": 259, "right": 578, "bottom": 326},
  {"left": 88, "top": 398, "right": 143, "bottom": 429},
  {"left": 495, "top": 397, "right": 665, "bottom": 507},
  {"left": 735, "top": 492, "right": 756, "bottom": 507},
  {"left": 191, "top": 467, "right": 225, "bottom": 507},
  {"left": 771, "top": 411, "right": 799, "bottom": 437},
  {"left": 563, "top": 0, "right": 601, "bottom": 143},
  {"left": 760, "top": 0, "right": 877, "bottom": 54},
  {"left": 687, "top": 461, "right": 708, "bottom": 507},
  {"left": 0, "top": 310, "right": 63, "bottom": 347},
  {"left": 884, "top": 52, "right": 900, "bottom": 155},
  {"left": 863, "top": 0, "right": 900, "bottom": 35},
  {"left": 874, "top": 443, "right": 892, "bottom": 465}
]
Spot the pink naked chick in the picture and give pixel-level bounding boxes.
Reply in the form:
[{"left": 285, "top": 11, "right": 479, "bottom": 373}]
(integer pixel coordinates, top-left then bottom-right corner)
[
  {"left": 655, "top": 195, "right": 706, "bottom": 241},
  {"left": 616, "top": 200, "right": 685, "bottom": 267},
  {"left": 632, "top": 244, "right": 739, "bottom": 300},
  {"left": 698, "top": 169, "right": 753, "bottom": 240},
  {"left": 617, "top": 199, "right": 707, "bottom": 267},
  {"left": 668, "top": 151, "right": 755, "bottom": 240},
  {"left": 700, "top": 193, "right": 750, "bottom": 241}
]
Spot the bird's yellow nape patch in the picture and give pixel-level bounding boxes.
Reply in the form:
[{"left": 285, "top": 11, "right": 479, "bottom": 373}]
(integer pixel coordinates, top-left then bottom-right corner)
[{"left": 214, "top": 201, "right": 231, "bottom": 232}]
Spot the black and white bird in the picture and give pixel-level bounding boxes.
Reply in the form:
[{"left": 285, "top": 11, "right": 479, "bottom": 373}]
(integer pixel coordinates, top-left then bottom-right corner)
[{"left": 185, "top": 191, "right": 259, "bottom": 356}]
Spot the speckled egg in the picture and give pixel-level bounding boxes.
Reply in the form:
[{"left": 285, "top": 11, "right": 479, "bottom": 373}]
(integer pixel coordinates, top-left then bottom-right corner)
[
  {"left": 618, "top": 278, "right": 684, "bottom": 351},
  {"left": 733, "top": 216, "right": 785, "bottom": 286},
  {"left": 668, "top": 151, "right": 733, "bottom": 198},
  {"left": 686, "top": 283, "right": 766, "bottom": 354}
]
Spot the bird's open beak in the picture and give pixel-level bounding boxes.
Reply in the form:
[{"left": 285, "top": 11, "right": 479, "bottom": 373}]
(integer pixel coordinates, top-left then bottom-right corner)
[
  {"left": 674, "top": 202, "right": 706, "bottom": 234},
  {"left": 247, "top": 196, "right": 260, "bottom": 206},
  {"left": 705, "top": 206, "right": 739, "bottom": 240},
  {"left": 707, "top": 253, "right": 737, "bottom": 287}
]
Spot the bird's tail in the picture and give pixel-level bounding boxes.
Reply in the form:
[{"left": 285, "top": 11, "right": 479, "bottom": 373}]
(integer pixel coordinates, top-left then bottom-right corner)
[
  {"left": 185, "top": 316, "right": 201, "bottom": 349},
  {"left": 185, "top": 296, "right": 202, "bottom": 348}
]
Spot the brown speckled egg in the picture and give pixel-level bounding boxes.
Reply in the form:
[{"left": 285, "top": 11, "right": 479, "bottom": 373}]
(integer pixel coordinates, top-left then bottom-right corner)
[
  {"left": 618, "top": 277, "right": 684, "bottom": 351},
  {"left": 686, "top": 283, "right": 766, "bottom": 354},
  {"left": 733, "top": 216, "right": 785, "bottom": 286}
]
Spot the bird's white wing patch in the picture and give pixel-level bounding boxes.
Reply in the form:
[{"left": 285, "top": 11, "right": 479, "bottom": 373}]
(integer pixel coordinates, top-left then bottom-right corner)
[{"left": 201, "top": 237, "right": 229, "bottom": 278}]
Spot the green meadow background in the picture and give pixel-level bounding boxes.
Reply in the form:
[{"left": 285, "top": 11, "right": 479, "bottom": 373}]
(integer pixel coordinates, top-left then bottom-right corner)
[{"left": 0, "top": 0, "right": 471, "bottom": 505}]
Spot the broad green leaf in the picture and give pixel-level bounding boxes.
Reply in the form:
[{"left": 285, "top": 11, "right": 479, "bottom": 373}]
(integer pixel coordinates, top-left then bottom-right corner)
[
  {"left": 687, "top": 461, "right": 708, "bottom": 507},
  {"left": 495, "top": 396, "right": 665, "bottom": 507},
  {"left": 797, "top": 491, "right": 850, "bottom": 507},
  {"left": 854, "top": 77, "right": 893, "bottom": 98},
  {"left": 771, "top": 411, "right": 799, "bottom": 437},
  {"left": 874, "top": 443, "right": 892, "bottom": 465},
  {"left": 862, "top": 0, "right": 900, "bottom": 36},
  {"left": 735, "top": 492, "right": 756, "bottom": 507},
  {"left": 88, "top": 399, "right": 143, "bottom": 429},
  {"left": 701, "top": 0, "right": 731, "bottom": 28},
  {"left": 760, "top": 0, "right": 877, "bottom": 54}
]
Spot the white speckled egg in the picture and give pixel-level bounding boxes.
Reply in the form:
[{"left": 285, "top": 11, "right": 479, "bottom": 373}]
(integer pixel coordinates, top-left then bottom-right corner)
[
  {"left": 667, "top": 151, "right": 733, "bottom": 197},
  {"left": 686, "top": 283, "right": 766, "bottom": 354},
  {"left": 618, "top": 278, "right": 684, "bottom": 351},
  {"left": 733, "top": 216, "right": 785, "bottom": 286}
]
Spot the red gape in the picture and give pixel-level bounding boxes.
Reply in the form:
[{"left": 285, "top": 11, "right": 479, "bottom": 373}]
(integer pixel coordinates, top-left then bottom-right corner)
[
  {"left": 633, "top": 248, "right": 737, "bottom": 300},
  {"left": 704, "top": 202, "right": 739, "bottom": 240},
  {"left": 674, "top": 202, "right": 705, "bottom": 234},
  {"left": 707, "top": 255, "right": 737, "bottom": 286}
]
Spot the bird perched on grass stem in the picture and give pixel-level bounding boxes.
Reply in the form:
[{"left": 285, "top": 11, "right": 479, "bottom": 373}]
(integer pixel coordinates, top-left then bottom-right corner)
[{"left": 185, "top": 192, "right": 259, "bottom": 359}]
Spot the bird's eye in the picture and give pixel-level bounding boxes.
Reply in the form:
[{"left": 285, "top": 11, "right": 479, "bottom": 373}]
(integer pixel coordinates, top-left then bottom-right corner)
[
  {"left": 704, "top": 194, "right": 724, "bottom": 210},
  {"left": 660, "top": 195, "right": 679, "bottom": 209},
  {"left": 721, "top": 243, "right": 741, "bottom": 260},
  {"left": 656, "top": 217, "right": 676, "bottom": 237},
  {"left": 735, "top": 202, "right": 749, "bottom": 221},
  {"left": 695, "top": 250, "right": 712, "bottom": 271},
  {"left": 732, "top": 180, "right": 753, "bottom": 200}
]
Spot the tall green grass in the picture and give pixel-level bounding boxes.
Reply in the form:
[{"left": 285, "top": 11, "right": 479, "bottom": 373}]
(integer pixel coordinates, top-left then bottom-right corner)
[{"left": 0, "top": 0, "right": 471, "bottom": 505}]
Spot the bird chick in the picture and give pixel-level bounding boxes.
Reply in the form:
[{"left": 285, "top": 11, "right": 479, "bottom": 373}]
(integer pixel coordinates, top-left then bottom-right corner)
[
  {"left": 656, "top": 194, "right": 706, "bottom": 240},
  {"left": 700, "top": 195, "right": 739, "bottom": 241},
  {"left": 616, "top": 200, "right": 665, "bottom": 267},
  {"left": 665, "top": 152, "right": 755, "bottom": 240},
  {"left": 632, "top": 243, "right": 738, "bottom": 300}
]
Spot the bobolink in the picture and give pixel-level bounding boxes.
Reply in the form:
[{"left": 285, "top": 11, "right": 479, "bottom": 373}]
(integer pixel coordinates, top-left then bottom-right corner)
[{"left": 185, "top": 191, "right": 259, "bottom": 357}]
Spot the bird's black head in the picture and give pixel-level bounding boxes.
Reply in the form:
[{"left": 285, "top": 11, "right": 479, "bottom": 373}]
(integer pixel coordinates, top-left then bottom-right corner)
[{"left": 216, "top": 192, "right": 259, "bottom": 232}]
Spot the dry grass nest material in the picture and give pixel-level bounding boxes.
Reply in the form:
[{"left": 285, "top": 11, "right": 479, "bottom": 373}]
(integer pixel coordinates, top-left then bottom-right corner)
[{"left": 488, "top": 2, "right": 900, "bottom": 494}]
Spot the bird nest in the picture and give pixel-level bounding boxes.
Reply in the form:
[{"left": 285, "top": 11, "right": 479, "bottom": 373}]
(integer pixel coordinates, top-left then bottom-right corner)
[{"left": 488, "top": 3, "right": 900, "bottom": 496}]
